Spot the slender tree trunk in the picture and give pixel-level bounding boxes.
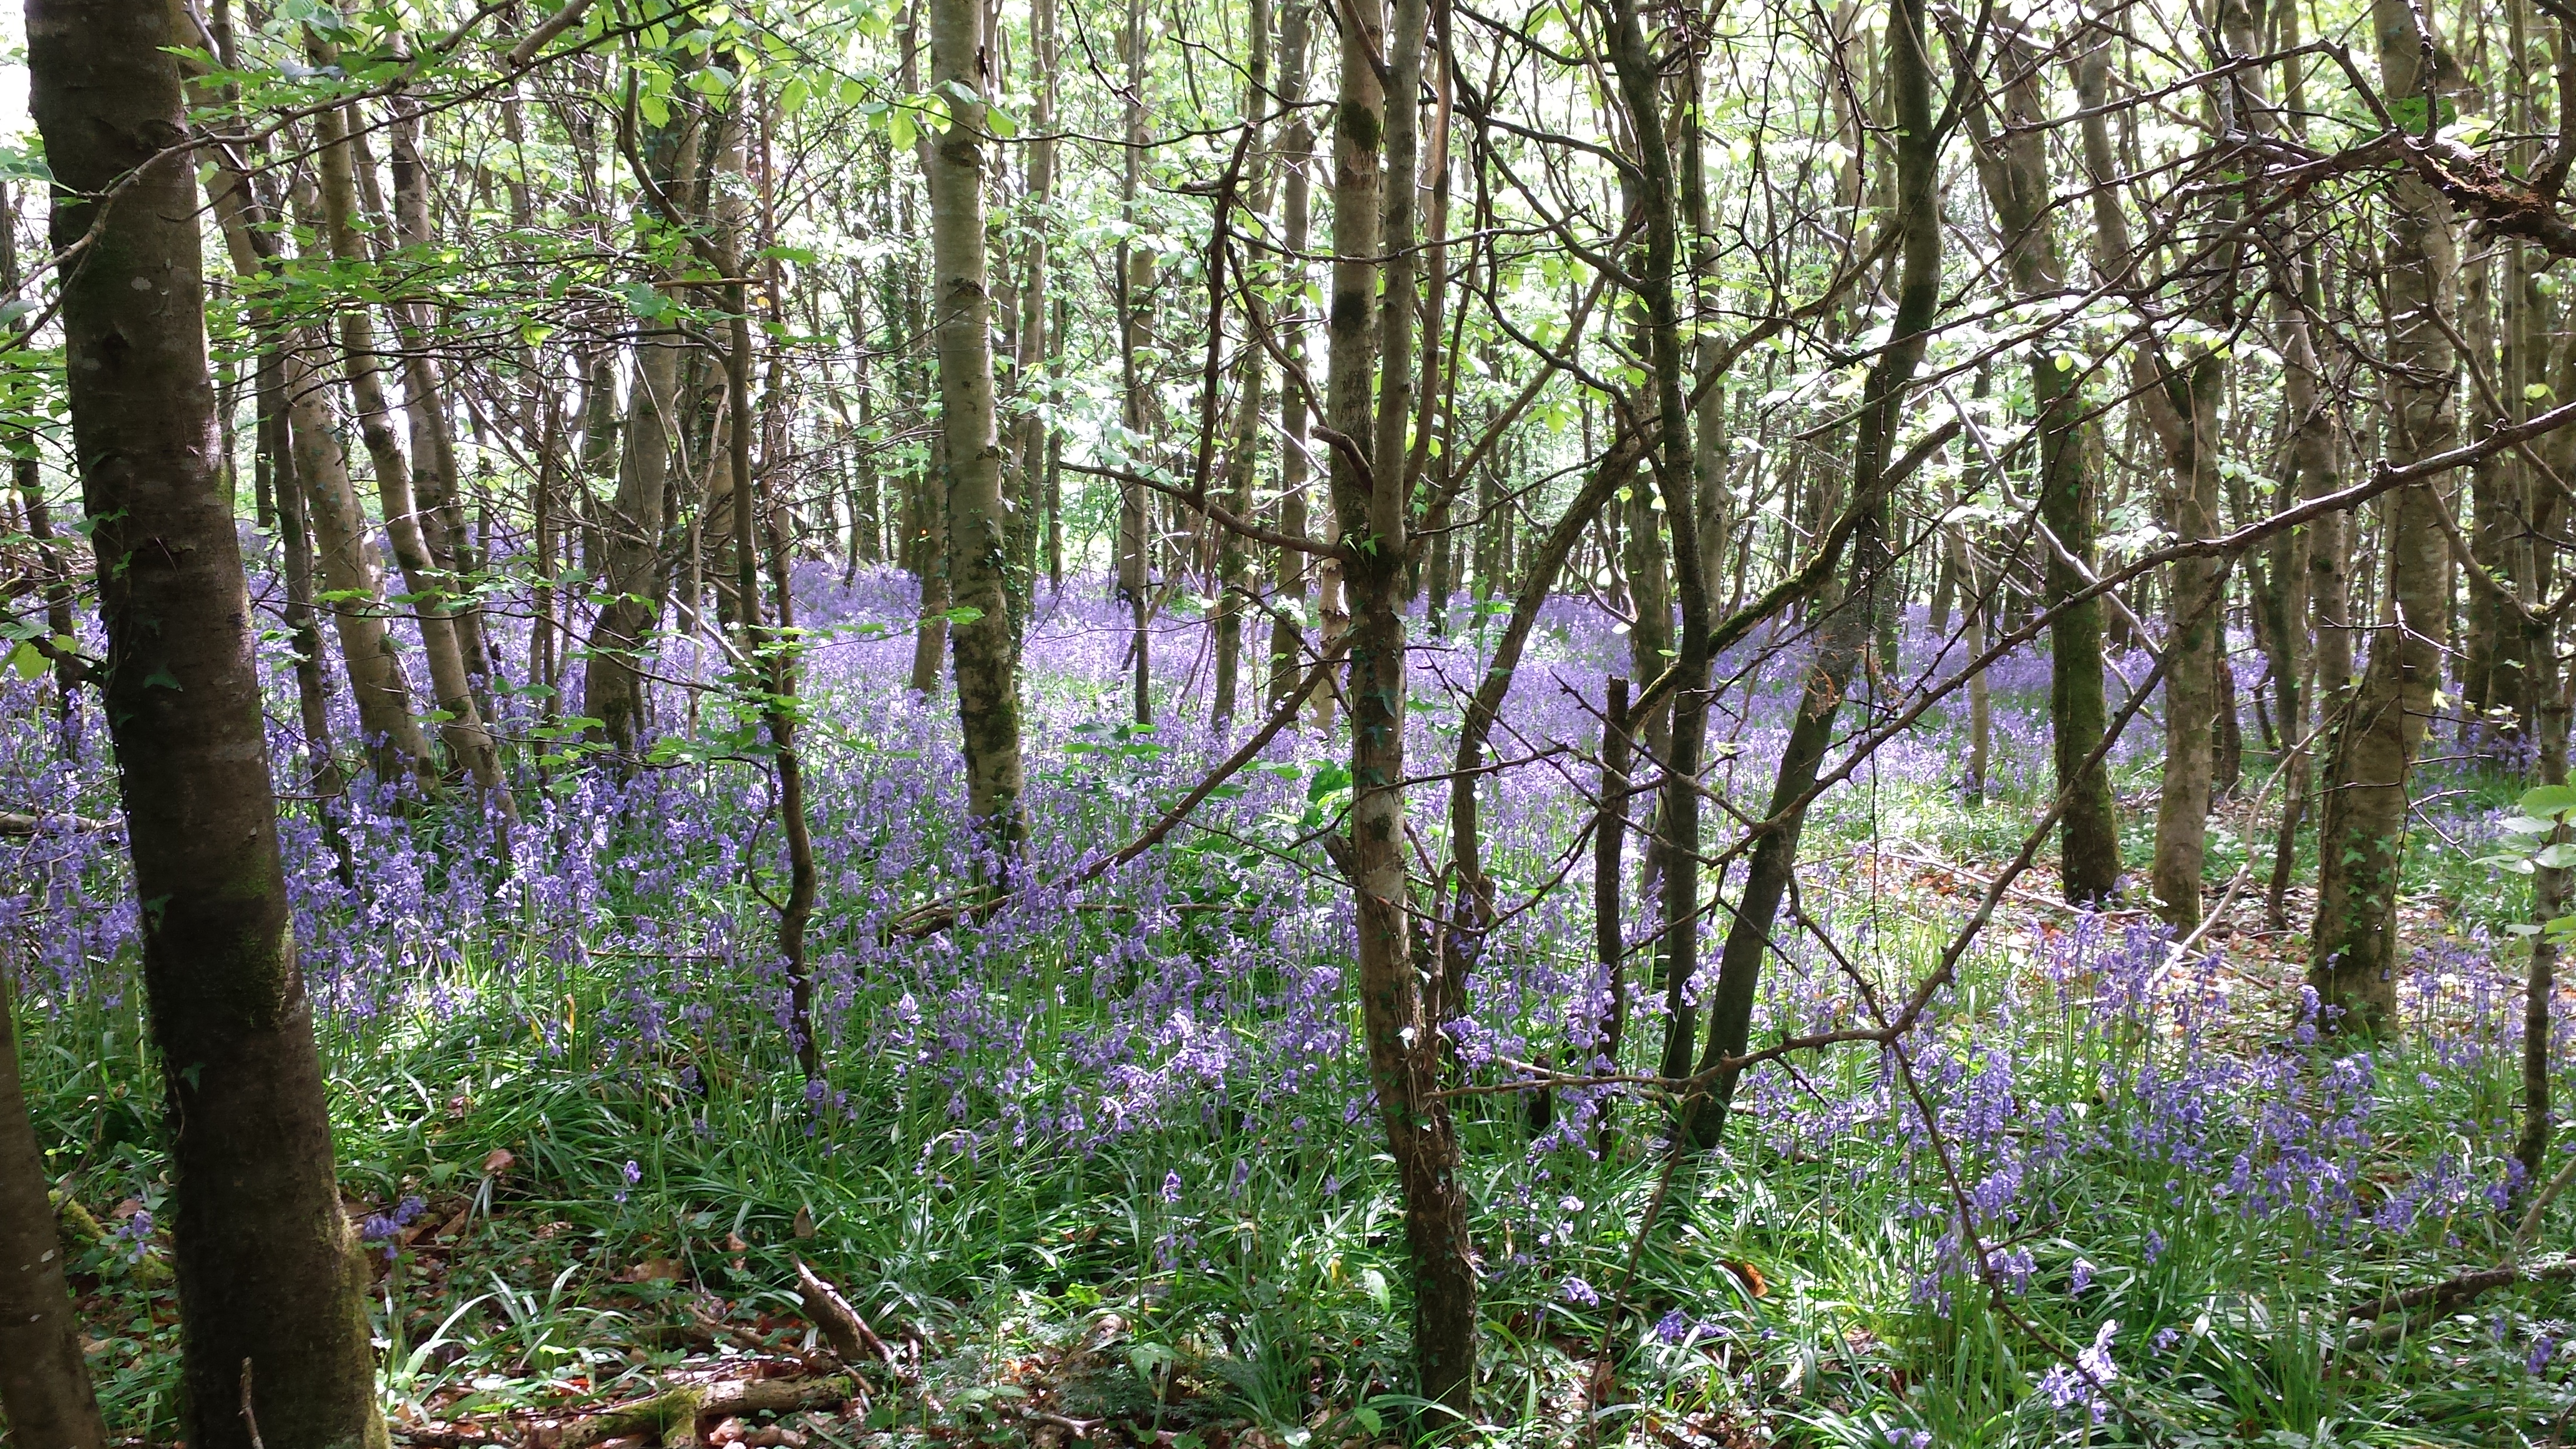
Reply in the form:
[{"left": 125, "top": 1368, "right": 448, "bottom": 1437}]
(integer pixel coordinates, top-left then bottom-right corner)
[
  {"left": 1269, "top": 1, "right": 1315, "bottom": 708},
  {"left": 1118, "top": 0, "right": 1154, "bottom": 725},
  {"left": 1017, "top": 0, "right": 1057, "bottom": 602},
  {"left": 1694, "top": 0, "right": 1940, "bottom": 1139},
  {"left": 1966, "top": 559, "right": 1993, "bottom": 801},
  {"left": 927, "top": 0, "right": 1029, "bottom": 859},
  {"left": 1602, "top": 0, "right": 1714, "bottom": 1091},
  {"left": 0, "top": 186, "right": 78, "bottom": 737},
  {"left": 196, "top": 117, "right": 429, "bottom": 789},
  {"left": 585, "top": 109, "right": 696, "bottom": 758},
  {"left": 261, "top": 365, "right": 350, "bottom": 812},
  {"left": 31, "top": 11, "right": 387, "bottom": 1446},
  {"left": 1593, "top": 676, "right": 1631, "bottom": 1156},
  {"left": 2077, "top": 18, "right": 2220, "bottom": 927},
  {"left": 2520, "top": 659, "right": 2570, "bottom": 1189},
  {"left": 1327, "top": 0, "right": 1474, "bottom": 1412},
  {"left": 389, "top": 101, "right": 502, "bottom": 727},
  {"left": 285, "top": 328, "right": 437, "bottom": 788},
  {"left": 1213, "top": 0, "right": 1274, "bottom": 728},
  {"left": 310, "top": 82, "right": 505, "bottom": 796},
  {"left": 2310, "top": 0, "right": 2460, "bottom": 1031},
  {"left": 1967, "top": 17, "right": 2119, "bottom": 900}
]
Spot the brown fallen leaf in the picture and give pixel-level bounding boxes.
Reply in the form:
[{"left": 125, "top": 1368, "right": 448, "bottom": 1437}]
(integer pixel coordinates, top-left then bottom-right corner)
[
  {"left": 1720, "top": 1259, "right": 1769, "bottom": 1299},
  {"left": 791, "top": 1206, "right": 816, "bottom": 1240},
  {"left": 482, "top": 1148, "right": 516, "bottom": 1176},
  {"left": 620, "top": 1257, "right": 686, "bottom": 1284}
]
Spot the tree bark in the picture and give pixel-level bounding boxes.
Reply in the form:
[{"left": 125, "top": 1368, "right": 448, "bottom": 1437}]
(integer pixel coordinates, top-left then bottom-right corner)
[
  {"left": 309, "top": 80, "right": 506, "bottom": 797},
  {"left": 2310, "top": 0, "right": 2461, "bottom": 1031},
  {"left": 927, "top": 0, "right": 1029, "bottom": 857},
  {"left": 194, "top": 112, "right": 429, "bottom": 791},
  {"left": 1269, "top": 0, "right": 1315, "bottom": 708},
  {"left": 1693, "top": 0, "right": 1941, "bottom": 1141},
  {"left": 0, "top": 974, "right": 107, "bottom": 1449},
  {"left": 1016, "top": 0, "right": 1058, "bottom": 603},
  {"left": 1117, "top": 0, "right": 1154, "bottom": 725},
  {"left": 388, "top": 99, "right": 502, "bottom": 728},
  {"left": 1329, "top": 0, "right": 1475, "bottom": 1414},
  {"left": 585, "top": 107, "right": 697, "bottom": 758},
  {"left": 30, "top": 9, "right": 388, "bottom": 1446},
  {"left": 2077, "top": 17, "right": 2220, "bottom": 928},
  {"left": 1967, "top": 14, "right": 2119, "bottom": 902},
  {"left": 1213, "top": 0, "right": 1274, "bottom": 728},
  {"left": 1601, "top": 0, "right": 1714, "bottom": 1091}
]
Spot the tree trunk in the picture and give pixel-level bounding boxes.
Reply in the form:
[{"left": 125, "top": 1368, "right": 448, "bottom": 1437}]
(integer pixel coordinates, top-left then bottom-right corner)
[
  {"left": 1269, "top": 0, "right": 1315, "bottom": 708},
  {"left": 285, "top": 327, "right": 438, "bottom": 788},
  {"left": 2077, "top": 17, "right": 2220, "bottom": 928},
  {"left": 1593, "top": 676, "right": 1631, "bottom": 1155},
  {"left": 195, "top": 116, "right": 429, "bottom": 791},
  {"left": 1117, "top": 0, "right": 1154, "bottom": 725},
  {"left": 389, "top": 100, "right": 502, "bottom": 728},
  {"left": 1213, "top": 0, "right": 1274, "bottom": 728},
  {"left": 2520, "top": 656, "right": 2570, "bottom": 1190},
  {"left": 2310, "top": 0, "right": 2460, "bottom": 1032},
  {"left": 0, "top": 186, "right": 79, "bottom": 738},
  {"left": 927, "top": 0, "right": 1030, "bottom": 859},
  {"left": 1017, "top": 0, "right": 1057, "bottom": 605},
  {"left": 309, "top": 81, "right": 506, "bottom": 797},
  {"left": 0, "top": 974, "right": 107, "bottom": 1449},
  {"left": 1694, "top": 0, "right": 1940, "bottom": 1141},
  {"left": 585, "top": 109, "right": 697, "bottom": 759},
  {"left": 1601, "top": 0, "right": 1714, "bottom": 1093},
  {"left": 1327, "top": 0, "right": 1475, "bottom": 1413},
  {"left": 1966, "top": 17, "right": 2119, "bottom": 900},
  {"left": 30, "top": 9, "right": 388, "bottom": 1446}
]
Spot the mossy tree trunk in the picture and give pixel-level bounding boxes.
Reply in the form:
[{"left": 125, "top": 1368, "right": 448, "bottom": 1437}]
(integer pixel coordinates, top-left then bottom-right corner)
[
  {"left": 2310, "top": 0, "right": 2460, "bottom": 1032},
  {"left": 927, "top": 0, "right": 1029, "bottom": 860},
  {"left": 30, "top": 7, "right": 388, "bottom": 1445}
]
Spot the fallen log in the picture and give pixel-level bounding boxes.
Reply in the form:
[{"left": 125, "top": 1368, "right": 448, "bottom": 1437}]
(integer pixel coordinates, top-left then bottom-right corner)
[{"left": 393, "top": 1373, "right": 855, "bottom": 1449}]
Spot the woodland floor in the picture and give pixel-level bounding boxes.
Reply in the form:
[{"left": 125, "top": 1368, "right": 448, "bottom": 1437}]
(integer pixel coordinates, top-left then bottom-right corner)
[{"left": 17, "top": 590, "right": 2576, "bottom": 1448}]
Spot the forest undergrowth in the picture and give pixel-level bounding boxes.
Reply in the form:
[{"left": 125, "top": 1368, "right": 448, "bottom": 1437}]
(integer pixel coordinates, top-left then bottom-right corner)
[{"left": 7, "top": 567, "right": 2569, "bottom": 1448}]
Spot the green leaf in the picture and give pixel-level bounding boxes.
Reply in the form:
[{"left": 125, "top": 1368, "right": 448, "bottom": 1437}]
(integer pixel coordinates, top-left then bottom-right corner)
[
  {"left": 8, "top": 640, "right": 42, "bottom": 680},
  {"left": 2520, "top": 784, "right": 2576, "bottom": 819}
]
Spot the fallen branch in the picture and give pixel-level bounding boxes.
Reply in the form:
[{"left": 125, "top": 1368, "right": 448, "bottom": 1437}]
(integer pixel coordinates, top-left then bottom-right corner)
[
  {"left": 1, "top": 808, "right": 109, "bottom": 837},
  {"left": 2343, "top": 1257, "right": 2576, "bottom": 1349},
  {"left": 793, "top": 1258, "right": 899, "bottom": 1369}
]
